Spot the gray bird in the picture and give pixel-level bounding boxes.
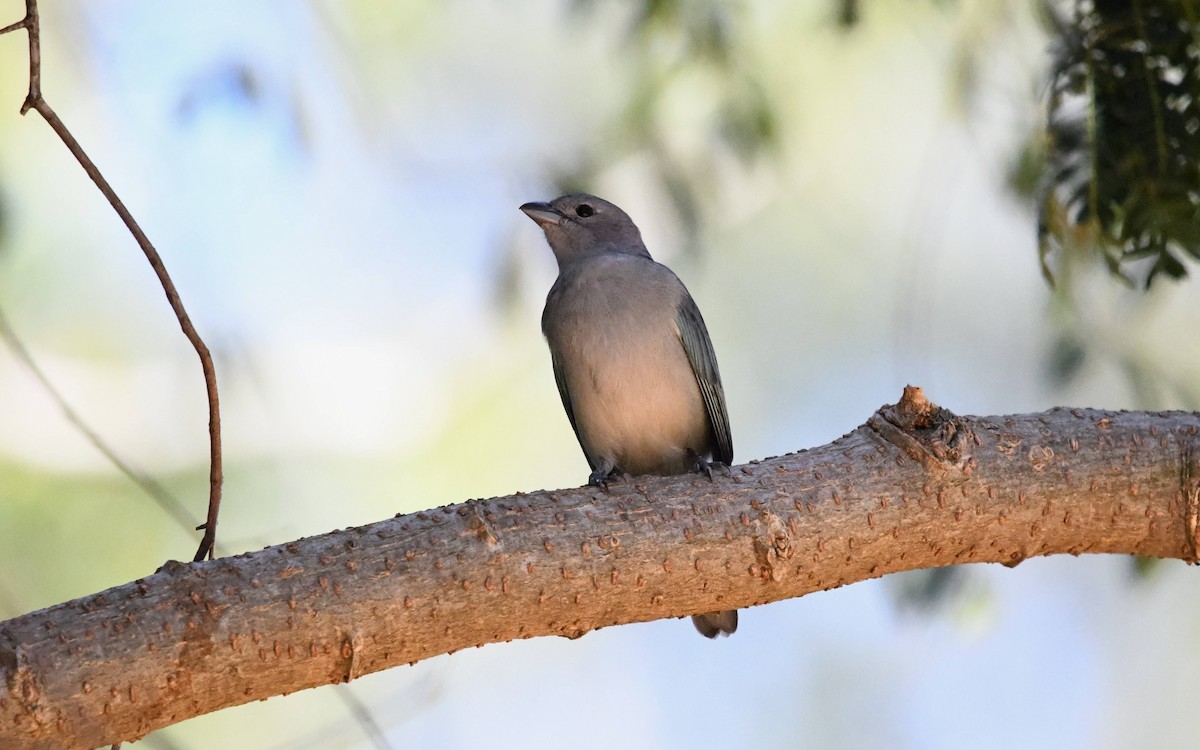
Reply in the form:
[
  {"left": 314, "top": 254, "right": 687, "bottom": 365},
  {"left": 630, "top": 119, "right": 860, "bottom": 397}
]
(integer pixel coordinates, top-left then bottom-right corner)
[{"left": 520, "top": 193, "right": 737, "bottom": 638}]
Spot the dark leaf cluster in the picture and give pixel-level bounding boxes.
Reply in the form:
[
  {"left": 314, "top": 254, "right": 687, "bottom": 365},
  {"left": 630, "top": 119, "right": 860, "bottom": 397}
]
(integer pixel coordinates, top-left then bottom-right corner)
[{"left": 1040, "top": 0, "right": 1200, "bottom": 287}]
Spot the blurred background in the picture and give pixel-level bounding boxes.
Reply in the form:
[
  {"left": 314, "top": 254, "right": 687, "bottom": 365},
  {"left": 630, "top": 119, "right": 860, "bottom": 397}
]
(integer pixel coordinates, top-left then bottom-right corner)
[{"left": 1, "top": 1, "right": 1199, "bottom": 748}]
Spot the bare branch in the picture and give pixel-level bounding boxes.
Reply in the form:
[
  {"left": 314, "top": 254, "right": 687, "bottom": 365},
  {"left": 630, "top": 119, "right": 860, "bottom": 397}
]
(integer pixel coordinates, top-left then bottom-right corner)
[
  {"left": 1, "top": 390, "right": 1196, "bottom": 748},
  {"left": 0, "top": 0, "right": 224, "bottom": 561}
]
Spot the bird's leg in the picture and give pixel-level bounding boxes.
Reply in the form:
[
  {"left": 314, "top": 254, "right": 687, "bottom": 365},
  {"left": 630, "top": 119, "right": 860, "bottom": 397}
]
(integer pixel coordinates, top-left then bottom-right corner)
[
  {"left": 588, "top": 461, "right": 621, "bottom": 491},
  {"left": 688, "top": 450, "right": 715, "bottom": 481}
]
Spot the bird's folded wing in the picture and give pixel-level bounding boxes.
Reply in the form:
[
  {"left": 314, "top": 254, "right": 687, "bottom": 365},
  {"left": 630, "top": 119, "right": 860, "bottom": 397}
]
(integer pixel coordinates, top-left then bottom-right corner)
[
  {"left": 676, "top": 295, "right": 734, "bottom": 465},
  {"left": 550, "top": 351, "right": 599, "bottom": 471}
]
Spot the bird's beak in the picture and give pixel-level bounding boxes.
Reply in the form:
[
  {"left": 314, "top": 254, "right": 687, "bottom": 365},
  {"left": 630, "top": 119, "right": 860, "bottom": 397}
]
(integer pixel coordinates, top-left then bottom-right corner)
[{"left": 520, "top": 201, "right": 562, "bottom": 227}]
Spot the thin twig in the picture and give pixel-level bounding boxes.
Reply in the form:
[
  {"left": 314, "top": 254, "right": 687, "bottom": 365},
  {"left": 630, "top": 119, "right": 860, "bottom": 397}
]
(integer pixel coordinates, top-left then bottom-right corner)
[
  {"left": 333, "top": 685, "right": 394, "bottom": 750},
  {"left": 0, "top": 0, "right": 223, "bottom": 560},
  {"left": 0, "top": 8, "right": 396, "bottom": 746}
]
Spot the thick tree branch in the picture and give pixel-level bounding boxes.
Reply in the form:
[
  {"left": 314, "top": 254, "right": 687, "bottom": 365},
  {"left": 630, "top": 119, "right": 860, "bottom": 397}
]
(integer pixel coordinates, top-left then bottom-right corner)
[{"left": 1, "top": 388, "right": 1197, "bottom": 748}]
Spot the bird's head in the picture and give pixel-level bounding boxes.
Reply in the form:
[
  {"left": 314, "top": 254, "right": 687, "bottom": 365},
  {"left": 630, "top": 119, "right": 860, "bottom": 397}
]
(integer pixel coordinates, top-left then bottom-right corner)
[{"left": 520, "top": 193, "right": 650, "bottom": 268}]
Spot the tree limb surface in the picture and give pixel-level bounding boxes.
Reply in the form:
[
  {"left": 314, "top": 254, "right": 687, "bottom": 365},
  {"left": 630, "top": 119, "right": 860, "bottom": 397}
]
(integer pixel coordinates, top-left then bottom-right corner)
[{"left": 2, "top": 387, "right": 1198, "bottom": 748}]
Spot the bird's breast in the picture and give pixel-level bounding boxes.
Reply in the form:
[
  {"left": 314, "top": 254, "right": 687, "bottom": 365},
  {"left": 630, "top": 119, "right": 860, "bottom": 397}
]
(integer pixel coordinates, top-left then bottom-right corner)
[{"left": 543, "top": 257, "right": 710, "bottom": 475}]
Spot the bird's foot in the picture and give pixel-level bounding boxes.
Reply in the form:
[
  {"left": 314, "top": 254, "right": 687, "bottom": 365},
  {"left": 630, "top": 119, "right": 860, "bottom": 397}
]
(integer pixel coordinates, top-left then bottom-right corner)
[
  {"left": 688, "top": 450, "right": 718, "bottom": 481},
  {"left": 587, "top": 465, "right": 622, "bottom": 492}
]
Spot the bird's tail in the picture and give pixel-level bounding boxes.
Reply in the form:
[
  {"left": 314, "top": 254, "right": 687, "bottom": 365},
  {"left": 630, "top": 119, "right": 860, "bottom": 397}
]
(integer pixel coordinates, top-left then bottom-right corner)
[{"left": 691, "top": 610, "right": 738, "bottom": 638}]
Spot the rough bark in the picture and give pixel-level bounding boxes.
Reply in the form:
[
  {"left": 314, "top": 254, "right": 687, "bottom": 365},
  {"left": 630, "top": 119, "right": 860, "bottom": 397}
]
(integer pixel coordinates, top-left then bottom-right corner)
[{"left": 2, "top": 388, "right": 1198, "bottom": 749}]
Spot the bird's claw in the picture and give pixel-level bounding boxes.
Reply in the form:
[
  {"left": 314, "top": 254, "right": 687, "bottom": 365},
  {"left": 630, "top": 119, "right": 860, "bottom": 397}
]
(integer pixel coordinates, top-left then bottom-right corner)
[
  {"left": 588, "top": 466, "right": 621, "bottom": 492},
  {"left": 689, "top": 450, "right": 719, "bottom": 481}
]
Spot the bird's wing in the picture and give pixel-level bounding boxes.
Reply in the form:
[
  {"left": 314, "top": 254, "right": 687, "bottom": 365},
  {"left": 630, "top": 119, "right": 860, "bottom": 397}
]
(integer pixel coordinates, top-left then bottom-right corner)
[
  {"left": 676, "top": 294, "right": 734, "bottom": 465},
  {"left": 550, "top": 350, "right": 599, "bottom": 471}
]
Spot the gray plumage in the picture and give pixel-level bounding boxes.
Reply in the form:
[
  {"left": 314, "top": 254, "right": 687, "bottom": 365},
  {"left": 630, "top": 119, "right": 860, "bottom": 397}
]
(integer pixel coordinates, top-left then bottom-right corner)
[{"left": 520, "top": 193, "right": 737, "bottom": 638}]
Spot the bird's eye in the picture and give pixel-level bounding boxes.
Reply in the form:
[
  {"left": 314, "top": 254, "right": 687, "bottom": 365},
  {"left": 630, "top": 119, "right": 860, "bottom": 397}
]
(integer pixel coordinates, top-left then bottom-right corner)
[{"left": 575, "top": 204, "right": 595, "bottom": 218}]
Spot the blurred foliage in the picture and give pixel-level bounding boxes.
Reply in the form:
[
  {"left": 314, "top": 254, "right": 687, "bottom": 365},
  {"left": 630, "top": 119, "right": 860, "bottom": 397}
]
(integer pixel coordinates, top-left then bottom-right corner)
[
  {"left": 0, "top": 183, "right": 8, "bottom": 257},
  {"left": 497, "top": 0, "right": 786, "bottom": 314},
  {"left": 837, "top": 0, "right": 860, "bottom": 29},
  {"left": 1130, "top": 554, "right": 1165, "bottom": 579},
  {"left": 889, "top": 567, "right": 966, "bottom": 614},
  {"left": 1045, "top": 330, "right": 1089, "bottom": 385},
  {"left": 1042, "top": 300, "right": 1200, "bottom": 410},
  {"left": 1035, "top": 0, "right": 1200, "bottom": 289},
  {"left": 553, "top": 0, "right": 780, "bottom": 255}
]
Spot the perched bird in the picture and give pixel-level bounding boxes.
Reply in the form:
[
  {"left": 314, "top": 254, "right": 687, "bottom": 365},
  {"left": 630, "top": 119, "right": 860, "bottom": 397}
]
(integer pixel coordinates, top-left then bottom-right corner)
[{"left": 520, "top": 193, "right": 737, "bottom": 638}]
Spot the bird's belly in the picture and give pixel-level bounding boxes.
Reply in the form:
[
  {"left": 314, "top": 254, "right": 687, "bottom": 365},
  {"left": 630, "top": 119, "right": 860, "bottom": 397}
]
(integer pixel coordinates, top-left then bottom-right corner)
[{"left": 568, "top": 338, "right": 709, "bottom": 476}]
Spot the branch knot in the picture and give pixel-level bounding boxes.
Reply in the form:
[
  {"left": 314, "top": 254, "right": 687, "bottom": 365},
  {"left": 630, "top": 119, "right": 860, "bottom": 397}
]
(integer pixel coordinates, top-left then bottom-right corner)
[{"left": 868, "top": 386, "right": 975, "bottom": 476}]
